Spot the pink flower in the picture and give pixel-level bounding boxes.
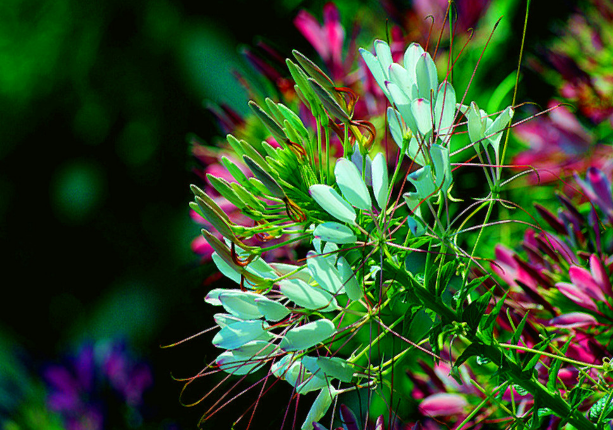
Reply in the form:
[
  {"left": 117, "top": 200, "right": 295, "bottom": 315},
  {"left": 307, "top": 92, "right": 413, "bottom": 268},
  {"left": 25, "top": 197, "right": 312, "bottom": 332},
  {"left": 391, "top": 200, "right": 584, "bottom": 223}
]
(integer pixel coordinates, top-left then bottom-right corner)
[
  {"left": 418, "top": 393, "right": 468, "bottom": 417},
  {"left": 294, "top": 3, "right": 345, "bottom": 81}
]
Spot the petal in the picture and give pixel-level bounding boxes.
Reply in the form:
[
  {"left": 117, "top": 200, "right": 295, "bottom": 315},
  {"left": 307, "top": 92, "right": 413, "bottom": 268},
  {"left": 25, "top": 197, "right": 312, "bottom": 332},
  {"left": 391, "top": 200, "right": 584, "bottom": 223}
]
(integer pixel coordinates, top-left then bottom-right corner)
[
  {"left": 415, "top": 52, "right": 438, "bottom": 100},
  {"left": 280, "top": 319, "right": 336, "bottom": 352},
  {"left": 411, "top": 98, "right": 433, "bottom": 136},
  {"left": 407, "top": 165, "right": 436, "bottom": 200},
  {"left": 310, "top": 184, "right": 356, "bottom": 225},
  {"left": 313, "top": 222, "right": 357, "bottom": 244},
  {"left": 569, "top": 266, "right": 606, "bottom": 302},
  {"left": 434, "top": 80, "right": 456, "bottom": 142},
  {"left": 419, "top": 393, "right": 467, "bottom": 417},
  {"left": 218, "top": 291, "right": 264, "bottom": 320},
  {"left": 216, "top": 350, "right": 265, "bottom": 375},
  {"left": 403, "top": 43, "right": 425, "bottom": 76},
  {"left": 255, "top": 297, "right": 291, "bottom": 322},
  {"left": 278, "top": 278, "right": 339, "bottom": 312},
  {"left": 334, "top": 158, "right": 371, "bottom": 210},
  {"left": 556, "top": 282, "right": 598, "bottom": 312},
  {"left": 590, "top": 254, "right": 613, "bottom": 296},
  {"left": 374, "top": 40, "right": 393, "bottom": 76},
  {"left": 371, "top": 152, "right": 389, "bottom": 210},
  {"left": 337, "top": 256, "right": 363, "bottom": 301},
  {"left": 549, "top": 312, "right": 598, "bottom": 328},
  {"left": 484, "top": 106, "right": 514, "bottom": 158},
  {"left": 212, "top": 320, "right": 272, "bottom": 350},
  {"left": 307, "top": 250, "right": 345, "bottom": 294},
  {"left": 301, "top": 387, "right": 337, "bottom": 430}
]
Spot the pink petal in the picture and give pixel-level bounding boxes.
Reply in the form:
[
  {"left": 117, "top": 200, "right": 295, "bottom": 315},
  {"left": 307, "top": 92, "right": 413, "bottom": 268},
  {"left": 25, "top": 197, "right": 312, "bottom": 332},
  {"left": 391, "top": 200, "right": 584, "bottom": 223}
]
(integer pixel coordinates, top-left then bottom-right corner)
[
  {"left": 549, "top": 312, "right": 597, "bottom": 328},
  {"left": 590, "top": 254, "right": 613, "bottom": 296},
  {"left": 418, "top": 393, "right": 467, "bottom": 417},
  {"left": 294, "top": 10, "right": 329, "bottom": 60},
  {"left": 323, "top": 2, "right": 344, "bottom": 64},
  {"left": 556, "top": 282, "right": 598, "bottom": 312},
  {"left": 569, "top": 266, "right": 606, "bottom": 301}
]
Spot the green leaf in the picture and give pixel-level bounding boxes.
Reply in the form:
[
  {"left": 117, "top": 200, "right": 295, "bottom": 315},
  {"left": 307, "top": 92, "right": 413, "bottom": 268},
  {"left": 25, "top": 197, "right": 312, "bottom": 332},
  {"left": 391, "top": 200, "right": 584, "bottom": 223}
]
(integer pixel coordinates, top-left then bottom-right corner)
[
  {"left": 406, "top": 308, "right": 433, "bottom": 342},
  {"left": 206, "top": 175, "right": 247, "bottom": 210},
  {"left": 293, "top": 49, "right": 335, "bottom": 91},
  {"left": 249, "top": 100, "right": 288, "bottom": 144},
  {"left": 337, "top": 256, "right": 362, "bottom": 301},
  {"left": 372, "top": 152, "right": 389, "bottom": 210},
  {"left": 463, "top": 291, "right": 492, "bottom": 332},
  {"left": 313, "top": 222, "right": 357, "bottom": 244},
  {"left": 309, "top": 184, "right": 356, "bottom": 225},
  {"left": 454, "top": 341, "right": 484, "bottom": 368},
  {"left": 243, "top": 155, "right": 286, "bottom": 199},
  {"left": 308, "top": 78, "right": 351, "bottom": 122},
  {"left": 286, "top": 59, "right": 323, "bottom": 117},
  {"left": 334, "top": 158, "right": 371, "bottom": 210},
  {"left": 510, "top": 311, "right": 529, "bottom": 346},
  {"left": 588, "top": 394, "right": 613, "bottom": 422},
  {"left": 480, "top": 292, "right": 508, "bottom": 332},
  {"left": 279, "top": 319, "right": 336, "bottom": 352},
  {"left": 278, "top": 278, "right": 339, "bottom": 312}
]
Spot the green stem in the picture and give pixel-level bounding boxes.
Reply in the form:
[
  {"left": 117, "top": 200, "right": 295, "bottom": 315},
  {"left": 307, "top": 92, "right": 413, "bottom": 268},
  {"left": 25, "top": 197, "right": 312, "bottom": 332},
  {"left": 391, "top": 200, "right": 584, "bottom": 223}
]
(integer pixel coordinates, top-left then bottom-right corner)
[{"left": 499, "top": 343, "right": 605, "bottom": 371}]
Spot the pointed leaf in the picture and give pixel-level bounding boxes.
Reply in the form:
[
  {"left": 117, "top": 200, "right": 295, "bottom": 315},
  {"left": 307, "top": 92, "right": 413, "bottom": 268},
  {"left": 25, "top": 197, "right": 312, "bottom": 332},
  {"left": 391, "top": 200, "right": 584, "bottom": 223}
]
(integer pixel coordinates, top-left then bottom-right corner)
[{"left": 243, "top": 155, "right": 285, "bottom": 199}]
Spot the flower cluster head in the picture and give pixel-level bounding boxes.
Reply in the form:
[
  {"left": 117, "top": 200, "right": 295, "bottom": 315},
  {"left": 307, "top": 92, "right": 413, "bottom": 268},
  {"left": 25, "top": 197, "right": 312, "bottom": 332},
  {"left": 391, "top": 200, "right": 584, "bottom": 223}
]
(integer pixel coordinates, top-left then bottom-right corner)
[
  {"left": 180, "top": 24, "right": 534, "bottom": 427},
  {"left": 180, "top": 2, "right": 613, "bottom": 428}
]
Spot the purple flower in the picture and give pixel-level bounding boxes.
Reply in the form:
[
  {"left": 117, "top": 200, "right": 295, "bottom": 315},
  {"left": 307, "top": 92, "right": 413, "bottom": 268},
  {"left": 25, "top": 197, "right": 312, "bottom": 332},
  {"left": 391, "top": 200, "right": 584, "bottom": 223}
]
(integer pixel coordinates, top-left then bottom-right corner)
[{"left": 43, "top": 340, "right": 153, "bottom": 430}]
